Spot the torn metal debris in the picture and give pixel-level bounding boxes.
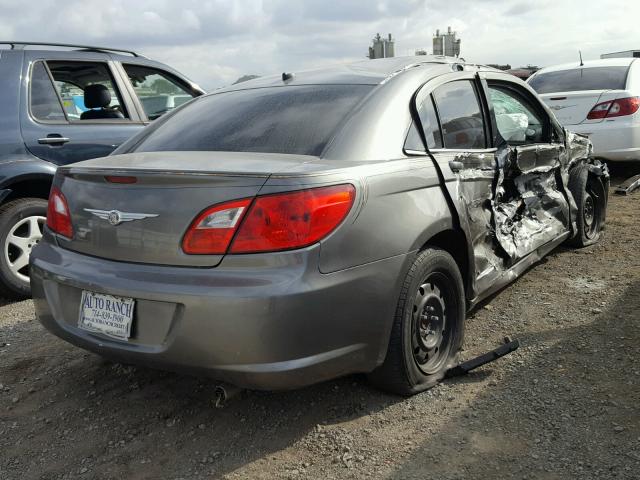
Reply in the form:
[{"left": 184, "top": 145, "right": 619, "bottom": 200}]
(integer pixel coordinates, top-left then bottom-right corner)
[{"left": 615, "top": 174, "right": 640, "bottom": 195}]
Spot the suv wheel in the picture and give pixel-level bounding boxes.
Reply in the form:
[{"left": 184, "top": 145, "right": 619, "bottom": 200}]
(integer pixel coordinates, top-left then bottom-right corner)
[
  {"left": 0, "top": 198, "right": 48, "bottom": 299},
  {"left": 368, "top": 248, "right": 465, "bottom": 395}
]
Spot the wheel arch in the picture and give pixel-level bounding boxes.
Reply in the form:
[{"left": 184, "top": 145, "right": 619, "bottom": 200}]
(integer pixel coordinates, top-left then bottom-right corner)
[
  {"left": 419, "top": 228, "right": 472, "bottom": 303},
  {"left": 0, "top": 173, "right": 54, "bottom": 205}
]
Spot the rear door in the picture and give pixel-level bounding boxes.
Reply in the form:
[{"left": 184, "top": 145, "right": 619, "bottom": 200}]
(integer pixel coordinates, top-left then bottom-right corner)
[
  {"left": 20, "top": 51, "right": 145, "bottom": 165},
  {"left": 412, "top": 73, "right": 502, "bottom": 290}
]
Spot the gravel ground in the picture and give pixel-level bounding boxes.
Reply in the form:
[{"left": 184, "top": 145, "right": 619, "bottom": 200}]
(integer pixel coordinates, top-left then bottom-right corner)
[{"left": 1, "top": 165, "right": 639, "bottom": 480}]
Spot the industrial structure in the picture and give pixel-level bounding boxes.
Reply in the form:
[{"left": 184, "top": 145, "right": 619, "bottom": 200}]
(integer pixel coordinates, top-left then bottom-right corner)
[
  {"left": 368, "top": 33, "right": 395, "bottom": 59},
  {"left": 601, "top": 50, "right": 640, "bottom": 59},
  {"left": 433, "top": 27, "right": 461, "bottom": 57}
]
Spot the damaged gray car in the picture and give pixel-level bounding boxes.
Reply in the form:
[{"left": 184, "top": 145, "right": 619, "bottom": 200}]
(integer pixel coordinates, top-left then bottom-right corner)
[{"left": 30, "top": 57, "right": 609, "bottom": 395}]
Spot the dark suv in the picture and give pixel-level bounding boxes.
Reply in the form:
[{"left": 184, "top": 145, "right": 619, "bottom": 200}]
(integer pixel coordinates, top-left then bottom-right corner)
[{"left": 0, "top": 42, "right": 204, "bottom": 297}]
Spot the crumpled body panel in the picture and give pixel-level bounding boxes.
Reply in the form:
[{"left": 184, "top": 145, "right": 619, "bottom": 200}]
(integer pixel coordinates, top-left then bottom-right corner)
[{"left": 440, "top": 131, "right": 609, "bottom": 302}]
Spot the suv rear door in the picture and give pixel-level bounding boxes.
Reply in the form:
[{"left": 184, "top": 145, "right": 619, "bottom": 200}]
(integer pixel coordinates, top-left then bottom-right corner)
[{"left": 20, "top": 50, "right": 145, "bottom": 165}]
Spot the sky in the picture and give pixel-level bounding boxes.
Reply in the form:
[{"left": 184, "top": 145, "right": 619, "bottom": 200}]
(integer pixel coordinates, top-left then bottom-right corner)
[{"left": 0, "top": 0, "right": 638, "bottom": 90}]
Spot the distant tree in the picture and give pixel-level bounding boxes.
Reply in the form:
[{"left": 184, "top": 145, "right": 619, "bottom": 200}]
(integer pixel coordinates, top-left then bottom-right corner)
[
  {"left": 233, "top": 75, "right": 260, "bottom": 85},
  {"left": 151, "top": 78, "right": 180, "bottom": 94}
]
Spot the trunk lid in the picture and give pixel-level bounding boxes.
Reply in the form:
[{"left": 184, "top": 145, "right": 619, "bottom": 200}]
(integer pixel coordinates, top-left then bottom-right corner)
[
  {"left": 538, "top": 90, "right": 626, "bottom": 125},
  {"left": 55, "top": 151, "right": 313, "bottom": 267}
]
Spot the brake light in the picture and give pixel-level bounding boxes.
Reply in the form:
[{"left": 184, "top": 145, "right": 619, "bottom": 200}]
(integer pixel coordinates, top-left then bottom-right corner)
[
  {"left": 182, "top": 198, "right": 252, "bottom": 254},
  {"left": 587, "top": 97, "right": 640, "bottom": 119},
  {"left": 105, "top": 175, "right": 137, "bottom": 184},
  {"left": 230, "top": 184, "right": 355, "bottom": 253},
  {"left": 46, "top": 187, "right": 73, "bottom": 239},
  {"left": 182, "top": 184, "right": 356, "bottom": 255}
]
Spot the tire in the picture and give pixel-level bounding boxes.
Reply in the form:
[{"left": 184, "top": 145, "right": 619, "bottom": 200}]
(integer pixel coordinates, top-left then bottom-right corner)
[
  {"left": 566, "top": 164, "right": 606, "bottom": 248},
  {"left": 0, "top": 198, "right": 48, "bottom": 299},
  {"left": 368, "top": 248, "right": 466, "bottom": 396}
]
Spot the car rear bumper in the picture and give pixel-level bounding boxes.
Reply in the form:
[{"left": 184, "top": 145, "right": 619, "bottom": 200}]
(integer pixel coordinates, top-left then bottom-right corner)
[
  {"left": 568, "top": 120, "right": 640, "bottom": 162},
  {"left": 30, "top": 240, "right": 408, "bottom": 390}
]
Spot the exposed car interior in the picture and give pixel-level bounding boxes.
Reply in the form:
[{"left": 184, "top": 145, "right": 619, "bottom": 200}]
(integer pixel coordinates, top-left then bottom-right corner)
[
  {"left": 80, "top": 84, "right": 124, "bottom": 120},
  {"left": 45, "top": 61, "right": 129, "bottom": 120}
]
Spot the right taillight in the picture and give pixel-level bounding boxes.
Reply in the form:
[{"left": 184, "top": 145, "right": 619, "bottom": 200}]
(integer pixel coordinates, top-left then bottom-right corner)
[
  {"left": 182, "top": 184, "right": 355, "bottom": 255},
  {"left": 587, "top": 96, "right": 640, "bottom": 120},
  {"left": 46, "top": 187, "right": 73, "bottom": 239}
]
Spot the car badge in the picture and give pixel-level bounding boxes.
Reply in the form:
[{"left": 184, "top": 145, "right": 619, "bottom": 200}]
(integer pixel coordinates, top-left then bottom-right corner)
[
  {"left": 84, "top": 209, "right": 158, "bottom": 226},
  {"left": 549, "top": 104, "right": 576, "bottom": 111}
]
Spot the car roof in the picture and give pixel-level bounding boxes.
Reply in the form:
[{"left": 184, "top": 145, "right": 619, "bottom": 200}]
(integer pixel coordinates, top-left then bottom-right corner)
[
  {"left": 217, "top": 55, "right": 489, "bottom": 91},
  {"left": 535, "top": 57, "right": 637, "bottom": 74}
]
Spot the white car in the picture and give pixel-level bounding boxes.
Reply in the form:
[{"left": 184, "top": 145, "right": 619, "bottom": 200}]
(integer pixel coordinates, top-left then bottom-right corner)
[{"left": 528, "top": 58, "right": 639, "bottom": 162}]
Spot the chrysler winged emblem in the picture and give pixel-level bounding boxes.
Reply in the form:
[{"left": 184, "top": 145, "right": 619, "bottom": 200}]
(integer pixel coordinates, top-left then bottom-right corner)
[{"left": 84, "top": 208, "right": 158, "bottom": 226}]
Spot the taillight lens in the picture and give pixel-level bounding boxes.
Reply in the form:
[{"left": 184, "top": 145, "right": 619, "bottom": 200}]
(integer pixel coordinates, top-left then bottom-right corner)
[
  {"left": 46, "top": 187, "right": 73, "bottom": 239},
  {"left": 182, "top": 184, "right": 356, "bottom": 255},
  {"left": 587, "top": 96, "right": 640, "bottom": 120},
  {"left": 182, "top": 198, "right": 252, "bottom": 254},
  {"left": 230, "top": 184, "right": 355, "bottom": 253}
]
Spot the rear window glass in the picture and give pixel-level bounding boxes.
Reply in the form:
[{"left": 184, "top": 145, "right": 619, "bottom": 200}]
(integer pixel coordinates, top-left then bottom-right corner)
[
  {"left": 432, "top": 80, "right": 486, "bottom": 149},
  {"left": 528, "top": 67, "right": 629, "bottom": 94},
  {"left": 132, "top": 85, "right": 373, "bottom": 156}
]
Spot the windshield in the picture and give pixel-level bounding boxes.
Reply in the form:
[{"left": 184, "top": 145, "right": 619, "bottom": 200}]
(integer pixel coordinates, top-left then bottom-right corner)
[
  {"left": 528, "top": 66, "right": 629, "bottom": 94},
  {"left": 131, "top": 85, "right": 373, "bottom": 156}
]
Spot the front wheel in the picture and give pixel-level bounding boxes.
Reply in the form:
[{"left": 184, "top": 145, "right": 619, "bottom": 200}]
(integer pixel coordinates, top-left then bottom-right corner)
[
  {"left": 0, "top": 198, "right": 48, "bottom": 299},
  {"left": 368, "top": 248, "right": 466, "bottom": 395},
  {"left": 566, "top": 163, "right": 607, "bottom": 248}
]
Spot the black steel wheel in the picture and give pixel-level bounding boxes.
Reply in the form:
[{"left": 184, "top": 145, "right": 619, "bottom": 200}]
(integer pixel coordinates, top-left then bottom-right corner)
[
  {"left": 567, "top": 163, "right": 607, "bottom": 247},
  {"left": 411, "top": 274, "right": 454, "bottom": 375},
  {"left": 368, "top": 248, "right": 465, "bottom": 396}
]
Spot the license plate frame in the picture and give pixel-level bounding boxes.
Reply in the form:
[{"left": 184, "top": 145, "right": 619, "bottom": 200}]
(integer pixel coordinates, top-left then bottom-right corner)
[{"left": 78, "top": 290, "right": 135, "bottom": 341}]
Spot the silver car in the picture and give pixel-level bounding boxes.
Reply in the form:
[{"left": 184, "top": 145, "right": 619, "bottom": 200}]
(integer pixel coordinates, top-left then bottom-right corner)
[{"left": 30, "top": 57, "right": 609, "bottom": 395}]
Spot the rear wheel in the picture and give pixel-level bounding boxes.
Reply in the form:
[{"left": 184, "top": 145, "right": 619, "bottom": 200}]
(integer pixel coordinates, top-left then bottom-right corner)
[
  {"left": 567, "top": 164, "right": 606, "bottom": 247},
  {"left": 368, "top": 248, "right": 465, "bottom": 395},
  {"left": 0, "top": 198, "right": 47, "bottom": 299}
]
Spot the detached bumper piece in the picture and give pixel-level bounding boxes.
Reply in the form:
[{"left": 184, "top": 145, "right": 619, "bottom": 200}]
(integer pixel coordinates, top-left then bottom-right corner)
[
  {"left": 445, "top": 338, "right": 520, "bottom": 378},
  {"left": 614, "top": 174, "right": 640, "bottom": 195}
]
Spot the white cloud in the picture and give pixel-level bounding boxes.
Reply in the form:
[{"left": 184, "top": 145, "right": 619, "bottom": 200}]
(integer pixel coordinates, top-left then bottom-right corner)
[{"left": 1, "top": 0, "right": 638, "bottom": 89}]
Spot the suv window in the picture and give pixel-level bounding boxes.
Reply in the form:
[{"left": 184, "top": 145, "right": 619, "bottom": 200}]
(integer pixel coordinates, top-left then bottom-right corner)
[
  {"left": 123, "top": 65, "right": 196, "bottom": 120},
  {"left": 528, "top": 66, "right": 629, "bottom": 94},
  {"left": 489, "top": 85, "right": 546, "bottom": 145},
  {"left": 30, "top": 62, "right": 66, "bottom": 122},
  {"left": 432, "top": 80, "right": 486, "bottom": 149},
  {"left": 131, "top": 85, "right": 373, "bottom": 156},
  {"left": 46, "top": 61, "right": 129, "bottom": 120}
]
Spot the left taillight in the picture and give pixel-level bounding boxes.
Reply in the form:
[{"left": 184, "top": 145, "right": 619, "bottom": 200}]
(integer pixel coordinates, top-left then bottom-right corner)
[{"left": 46, "top": 187, "right": 73, "bottom": 239}]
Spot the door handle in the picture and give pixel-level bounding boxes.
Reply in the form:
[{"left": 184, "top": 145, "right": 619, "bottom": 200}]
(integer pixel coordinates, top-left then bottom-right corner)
[
  {"left": 38, "top": 135, "right": 70, "bottom": 145},
  {"left": 449, "top": 161, "right": 464, "bottom": 172}
]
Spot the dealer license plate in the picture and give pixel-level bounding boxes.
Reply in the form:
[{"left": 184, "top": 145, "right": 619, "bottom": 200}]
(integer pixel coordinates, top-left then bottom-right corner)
[{"left": 78, "top": 290, "right": 135, "bottom": 340}]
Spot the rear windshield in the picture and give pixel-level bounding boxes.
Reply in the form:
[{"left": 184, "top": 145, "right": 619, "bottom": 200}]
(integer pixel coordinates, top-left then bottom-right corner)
[
  {"left": 528, "top": 66, "right": 629, "bottom": 94},
  {"left": 131, "top": 85, "right": 373, "bottom": 156}
]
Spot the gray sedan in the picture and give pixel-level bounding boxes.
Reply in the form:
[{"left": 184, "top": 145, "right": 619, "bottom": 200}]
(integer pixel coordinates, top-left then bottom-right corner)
[{"left": 30, "top": 56, "right": 608, "bottom": 395}]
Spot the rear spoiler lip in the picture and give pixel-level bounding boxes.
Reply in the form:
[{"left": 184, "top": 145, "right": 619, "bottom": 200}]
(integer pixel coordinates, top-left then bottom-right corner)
[{"left": 57, "top": 166, "right": 271, "bottom": 179}]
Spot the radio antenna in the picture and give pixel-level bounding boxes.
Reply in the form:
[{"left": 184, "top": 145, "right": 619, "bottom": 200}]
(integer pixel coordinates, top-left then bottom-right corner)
[{"left": 579, "top": 50, "right": 584, "bottom": 66}]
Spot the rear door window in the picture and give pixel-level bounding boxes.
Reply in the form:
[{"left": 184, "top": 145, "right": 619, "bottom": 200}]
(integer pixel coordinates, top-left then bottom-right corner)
[
  {"left": 432, "top": 80, "right": 486, "bottom": 149},
  {"left": 528, "top": 66, "right": 629, "bottom": 94},
  {"left": 30, "top": 62, "right": 66, "bottom": 122},
  {"left": 123, "top": 65, "right": 197, "bottom": 120},
  {"left": 132, "top": 85, "right": 373, "bottom": 156}
]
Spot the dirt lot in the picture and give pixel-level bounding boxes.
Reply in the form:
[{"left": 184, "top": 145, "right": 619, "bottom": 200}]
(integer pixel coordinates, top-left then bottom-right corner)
[{"left": 1, "top": 165, "right": 639, "bottom": 480}]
